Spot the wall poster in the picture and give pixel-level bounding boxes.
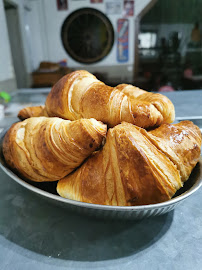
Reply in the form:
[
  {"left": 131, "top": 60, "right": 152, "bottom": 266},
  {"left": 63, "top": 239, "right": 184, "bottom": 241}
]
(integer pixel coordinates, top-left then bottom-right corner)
[
  {"left": 117, "top": 19, "right": 129, "bottom": 62},
  {"left": 105, "top": 0, "right": 122, "bottom": 15},
  {"left": 57, "top": 0, "right": 68, "bottom": 10},
  {"left": 90, "top": 0, "right": 103, "bottom": 3},
  {"left": 123, "top": 0, "right": 134, "bottom": 17}
]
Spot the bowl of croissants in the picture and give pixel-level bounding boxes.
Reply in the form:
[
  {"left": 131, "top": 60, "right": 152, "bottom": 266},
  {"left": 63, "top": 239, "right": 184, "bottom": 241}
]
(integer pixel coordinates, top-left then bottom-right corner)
[{"left": 0, "top": 70, "right": 202, "bottom": 220}]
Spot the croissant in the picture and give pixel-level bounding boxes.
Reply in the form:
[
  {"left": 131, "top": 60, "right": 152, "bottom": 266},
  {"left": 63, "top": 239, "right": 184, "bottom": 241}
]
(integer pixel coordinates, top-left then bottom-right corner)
[
  {"left": 18, "top": 105, "right": 48, "bottom": 120},
  {"left": 116, "top": 84, "right": 174, "bottom": 125},
  {"left": 3, "top": 117, "right": 107, "bottom": 182},
  {"left": 18, "top": 70, "right": 175, "bottom": 128},
  {"left": 57, "top": 121, "right": 202, "bottom": 206}
]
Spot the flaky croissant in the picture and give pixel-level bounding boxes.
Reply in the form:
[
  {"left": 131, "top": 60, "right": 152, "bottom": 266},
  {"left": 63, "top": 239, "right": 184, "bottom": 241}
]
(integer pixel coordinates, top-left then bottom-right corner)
[
  {"left": 57, "top": 121, "right": 202, "bottom": 206},
  {"left": 18, "top": 70, "right": 175, "bottom": 128},
  {"left": 3, "top": 117, "right": 107, "bottom": 182},
  {"left": 18, "top": 105, "right": 48, "bottom": 120},
  {"left": 116, "top": 84, "right": 174, "bottom": 125}
]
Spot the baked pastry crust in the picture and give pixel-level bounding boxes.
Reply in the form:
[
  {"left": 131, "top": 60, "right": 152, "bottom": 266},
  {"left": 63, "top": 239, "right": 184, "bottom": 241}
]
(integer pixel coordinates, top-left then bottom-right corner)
[
  {"left": 18, "top": 105, "right": 48, "bottom": 120},
  {"left": 3, "top": 117, "right": 107, "bottom": 182},
  {"left": 57, "top": 121, "right": 201, "bottom": 206},
  {"left": 18, "top": 70, "right": 175, "bottom": 129}
]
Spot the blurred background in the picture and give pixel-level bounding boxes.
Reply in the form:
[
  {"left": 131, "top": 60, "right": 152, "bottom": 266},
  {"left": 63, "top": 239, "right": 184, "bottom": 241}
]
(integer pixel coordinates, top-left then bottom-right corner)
[{"left": 1, "top": 0, "right": 202, "bottom": 94}]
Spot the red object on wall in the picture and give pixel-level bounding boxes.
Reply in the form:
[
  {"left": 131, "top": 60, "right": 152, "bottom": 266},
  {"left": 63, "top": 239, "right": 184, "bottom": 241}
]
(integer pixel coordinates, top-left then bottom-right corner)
[
  {"left": 91, "top": 0, "right": 103, "bottom": 3},
  {"left": 57, "top": 0, "right": 68, "bottom": 10},
  {"left": 123, "top": 0, "right": 134, "bottom": 17},
  {"left": 117, "top": 19, "right": 129, "bottom": 62}
]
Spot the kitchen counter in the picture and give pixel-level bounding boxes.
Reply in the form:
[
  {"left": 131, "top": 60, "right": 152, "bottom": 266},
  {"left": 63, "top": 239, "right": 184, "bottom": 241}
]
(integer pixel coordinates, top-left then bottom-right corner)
[{"left": 0, "top": 89, "right": 202, "bottom": 270}]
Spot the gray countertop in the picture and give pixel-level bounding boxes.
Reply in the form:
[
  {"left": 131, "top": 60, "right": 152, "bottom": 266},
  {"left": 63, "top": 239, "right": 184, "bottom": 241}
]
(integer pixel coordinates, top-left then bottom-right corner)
[{"left": 0, "top": 89, "right": 202, "bottom": 270}]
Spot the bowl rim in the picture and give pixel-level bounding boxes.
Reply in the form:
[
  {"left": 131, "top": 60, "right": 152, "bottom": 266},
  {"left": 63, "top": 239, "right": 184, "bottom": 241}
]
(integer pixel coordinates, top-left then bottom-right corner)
[{"left": 0, "top": 128, "right": 202, "bottom": 212}]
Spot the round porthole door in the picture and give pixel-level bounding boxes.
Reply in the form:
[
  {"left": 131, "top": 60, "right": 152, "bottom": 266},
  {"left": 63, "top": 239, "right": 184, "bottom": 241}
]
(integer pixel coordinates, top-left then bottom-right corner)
[{"left": 61, "top": 8, "right": 114, "bottom": 64}]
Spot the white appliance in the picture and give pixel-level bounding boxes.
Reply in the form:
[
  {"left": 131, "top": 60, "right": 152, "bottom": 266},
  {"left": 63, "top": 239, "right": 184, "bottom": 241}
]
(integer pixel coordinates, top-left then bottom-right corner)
[{"left": 41, "top": 0, "right": 136, "bottom": 83}]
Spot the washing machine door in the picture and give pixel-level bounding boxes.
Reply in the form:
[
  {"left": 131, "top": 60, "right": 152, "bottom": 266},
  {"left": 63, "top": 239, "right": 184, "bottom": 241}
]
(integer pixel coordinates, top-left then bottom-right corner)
[{"left": 61, "top": 8, "right": 114, "bottom": 64}]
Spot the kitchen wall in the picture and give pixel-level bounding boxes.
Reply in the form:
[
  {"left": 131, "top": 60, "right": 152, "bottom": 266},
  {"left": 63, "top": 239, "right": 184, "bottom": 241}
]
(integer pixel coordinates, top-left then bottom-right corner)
[
  {"left": 40, "top": 0, "right": 132, "bottom": 83},
  {"left": 1, "top": 0, "right": 35, "bottom": 89},
  {"left": 0, "top": 0, "right": 16, "bottom": 92},
  {"left": 28, "top": 0, "right": 156, "bottom": 84},
  {"left": 0, "top": 0, "right": 155, "bottom": 89},
  {"left": 9, "top": 0, "right": 34, "bottom": 74}
]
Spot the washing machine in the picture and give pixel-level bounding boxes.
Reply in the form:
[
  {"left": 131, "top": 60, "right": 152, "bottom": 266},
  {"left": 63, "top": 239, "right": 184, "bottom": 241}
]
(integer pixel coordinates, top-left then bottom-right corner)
[{"left": 44, "top": 0, "right": 136, "bottom": 84}]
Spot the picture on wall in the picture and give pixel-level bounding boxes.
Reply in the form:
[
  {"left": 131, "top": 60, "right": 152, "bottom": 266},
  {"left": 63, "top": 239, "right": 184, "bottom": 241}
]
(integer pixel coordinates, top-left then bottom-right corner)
[
  {"left": 106, "top": 0, "right": 122, "bottom": 15},
  {"left": 117, "top": 18, "right": 129, "bottom": 62},
  {"left": 57, "top": 0, "right": 68, "bottom": 10},
  {"left": 123, "top": 0, "right": 134, "bottom": 17},
  {"left": 91, "top": 0, "right": 103, "bottom": 3}
]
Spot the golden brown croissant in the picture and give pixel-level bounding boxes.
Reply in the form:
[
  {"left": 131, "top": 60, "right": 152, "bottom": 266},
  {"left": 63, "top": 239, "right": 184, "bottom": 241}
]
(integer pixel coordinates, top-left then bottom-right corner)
[
  {"left": 3, "top": 117, "right": 107, "bottom": 182},
  {"left": 18, "top": 70, "right": 175, "bottom": 128},
  {"left": 18, "top": 105, "right": 48, "bottom": 120},
  {"left": 57, "top": 121, "right": 201, "bottom": 206},
  {"left": 116, "top": 84, "right": 174, "bottom": 124}
]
